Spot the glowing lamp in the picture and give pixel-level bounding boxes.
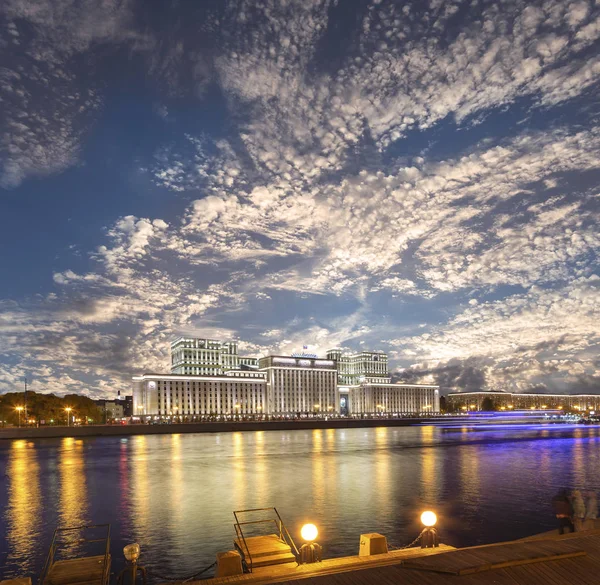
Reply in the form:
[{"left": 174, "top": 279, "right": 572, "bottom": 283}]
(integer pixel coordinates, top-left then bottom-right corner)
[
  {"left": 123, "top": 543, "right": 141, "bottom": 562},
  {"left": 421, "top": 511, "right": 437, "bottom": 527},
  {"left": 301, "top": 523, "right": 318, "bottom": 542}
]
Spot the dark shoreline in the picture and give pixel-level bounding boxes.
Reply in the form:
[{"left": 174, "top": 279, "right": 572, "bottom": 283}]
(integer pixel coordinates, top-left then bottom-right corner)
[{"left": 0, "top": 417, "right": 444, "bottom": 440}]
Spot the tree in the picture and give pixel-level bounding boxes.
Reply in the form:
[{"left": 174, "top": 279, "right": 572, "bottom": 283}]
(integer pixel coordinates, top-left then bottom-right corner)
[
  {"left": 0, "top": 391, "right": 102, "bottom": 425},
  {"left": 481, "top": 396, "right": 496, "bottom": 412}
]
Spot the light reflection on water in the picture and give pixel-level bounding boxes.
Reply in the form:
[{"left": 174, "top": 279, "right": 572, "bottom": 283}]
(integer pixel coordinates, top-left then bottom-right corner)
[
  {"left": 5, "top": 441, "right": 41, "bottom": 564},
  {"left": 1, "top": 425, "right": 600, "bottom": 582}
]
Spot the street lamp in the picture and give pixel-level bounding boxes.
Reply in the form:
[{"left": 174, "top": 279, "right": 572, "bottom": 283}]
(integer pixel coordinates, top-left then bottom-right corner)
[
  {"left": 65, "top": 407, "right": 72, "bottom": 427},
  {"left": 15, "top": 406, "right": 24, "bottom": 427}
]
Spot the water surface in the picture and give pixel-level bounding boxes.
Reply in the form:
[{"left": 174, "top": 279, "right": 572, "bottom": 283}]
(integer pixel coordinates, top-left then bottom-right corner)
[{"left": 1, "top": 424, "right": 599, "bottom": 581}]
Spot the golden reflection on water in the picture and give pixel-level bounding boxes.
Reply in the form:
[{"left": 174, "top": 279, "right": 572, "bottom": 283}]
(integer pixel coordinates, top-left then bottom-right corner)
[
  {"left": 132, "top": 436, "right": 150, "bottom": 536},
  {"left": 420, "top": 426, "right": 440, "bottom": 505},
  {"left": 374, "top": 427, "right": 390, "bottom": 509},
  {"left": 169, "top": 434, "right": 184, "bottom": 525},
  {"left": 232, "top": 432, "right": 248, "bottom": 510},
  {"left": 59, "top": 438, "right": 88, "bottom": 530},
  {"left": 311, "top": 429, "right": 326, "bottom": 513},
  {"left": 6, "top": 441, "right": 41, "bottom": 563},
  {"left": 252, "top": 432, "right": 268, "bottom": 506}
]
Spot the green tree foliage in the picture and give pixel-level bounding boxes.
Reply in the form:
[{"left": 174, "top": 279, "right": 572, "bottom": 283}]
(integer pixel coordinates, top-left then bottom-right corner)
[
  {"left": 0, "top": 391, "right": 102, "bottom": 426},
  {"left": 481, "top": 396, "right": 497, "bottom": 412}
]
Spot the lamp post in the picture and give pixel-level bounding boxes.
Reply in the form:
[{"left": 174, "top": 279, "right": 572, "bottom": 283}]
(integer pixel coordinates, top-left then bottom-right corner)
[
  {"left": 299, "top": 524, "right": 322, "bottom": 564},
  {"left": 15, "top": 406, "right": 24, "bottom": 427},
  {"left": 65, "top": 407, "right": 72, "bottom": 427},
  {"left": 420, "top": 511, "right": 439, "bottom": 548},
  {"left": 117, "top": 543, "right": 146, "bottom": 585}
]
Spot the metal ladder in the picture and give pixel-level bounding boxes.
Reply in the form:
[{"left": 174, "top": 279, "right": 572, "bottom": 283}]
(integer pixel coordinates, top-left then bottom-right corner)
[{"left": 233, "top": 508, "right": 299, "bottom": 572}]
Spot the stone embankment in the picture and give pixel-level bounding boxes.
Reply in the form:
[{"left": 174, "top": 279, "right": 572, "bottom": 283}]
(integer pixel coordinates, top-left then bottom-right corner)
[{"left": 0, "top": 417, "right": 442, "bottom": 440}]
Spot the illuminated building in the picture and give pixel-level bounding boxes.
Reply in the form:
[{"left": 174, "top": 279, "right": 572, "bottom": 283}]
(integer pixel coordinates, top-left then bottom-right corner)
[
  {"left": 132, "top": 342, "right": 440, "bottom": 417},
  {"left": 94, "top": 399, "right": 125, "bottom": 421},
  {"left": 446, "top": 390, "right": 600, "bottom": 412},
  {"left": 329, "top": 348, "right": 440, "bottom": 415},
  {"left": 326, "top": 349, "right": 389, "bottom": 385},
  {"left": 349, "top": 383, "right": 440, "bottom": 415},
  {"left": 170, "top": 337, "right": 258, "bottom": 375},
  {"left": 132, "top": 371, "right": 267, "bottom": 416},
  {"left": 258, "top": 355, "right": 338, "bottom": 414}
]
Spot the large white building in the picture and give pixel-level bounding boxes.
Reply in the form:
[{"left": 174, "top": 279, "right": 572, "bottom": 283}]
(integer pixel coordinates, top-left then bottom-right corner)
[
  {"left": 326, "top": 349, "right": 389, "bottom": 385},
  {"left": 132, "top": 339, "right": 441, "bottom": 417},
  {"left": 258, "top": 355, "right": 338, "bottom": 414},
  {"left": 170, "top": 337, "right": 258, "bottom": 375},
  {"left": 132, "top": 371, "right": 267, "bottom": 417},
  {"left": 348, "top": 383, "right": 440, "bottom": 415}
]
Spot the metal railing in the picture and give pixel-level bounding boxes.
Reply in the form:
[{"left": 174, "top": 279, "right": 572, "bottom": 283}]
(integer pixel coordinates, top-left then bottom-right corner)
[
  {"left": 39, "top": 524, "right": 111, "bottom": 585},
  {"left": 233, "top": 508, "right": 299, "bottom": 572}
]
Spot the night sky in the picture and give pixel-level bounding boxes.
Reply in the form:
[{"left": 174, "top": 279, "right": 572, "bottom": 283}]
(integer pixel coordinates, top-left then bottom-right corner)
[{"left": 1, "top": 0, "right": 599, "bottom": 398}]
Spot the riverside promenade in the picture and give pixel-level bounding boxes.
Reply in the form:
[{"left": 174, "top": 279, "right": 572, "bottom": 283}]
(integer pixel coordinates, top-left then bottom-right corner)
[
  {"left": 195, "top": 526, "right": 600, "bottom": 585},
  {"left": 0, "top": 416, "right": 445, "bottom": 440}
]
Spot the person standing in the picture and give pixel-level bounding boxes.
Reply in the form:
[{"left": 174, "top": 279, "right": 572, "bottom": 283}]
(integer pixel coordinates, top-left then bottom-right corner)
[{"left": 552, "top": 489, "right": 574, "bottom": 535}]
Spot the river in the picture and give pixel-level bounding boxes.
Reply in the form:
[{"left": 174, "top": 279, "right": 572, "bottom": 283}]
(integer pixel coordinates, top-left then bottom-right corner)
[{"left": 1, "top": 424, "right": 600, "bottom": 581}]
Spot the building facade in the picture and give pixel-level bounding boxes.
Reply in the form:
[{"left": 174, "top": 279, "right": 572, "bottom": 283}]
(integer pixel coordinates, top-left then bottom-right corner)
[
  {"left": 348, "top": 383, "right": 440, "bottom": 415},
  {"left": 132, "top": 341, "right": 440, "bottom": 417},
  {"left": 170, "top": 337, "right": 258, "bottom": 375},
  {"left": 94, "top": 399, "right": 125, "bottom": 421},
  {"left": 447, "top": 391, "right": 600, "bottom": 412},
  {"left": 132, "top": 371, "right": 267, "bottom": 416},
  {"left": 258, "top": 355, "right": 339, "bottom": 414},
  {"left": 326, "top": 349, "right": 390, "bottom": 385}
]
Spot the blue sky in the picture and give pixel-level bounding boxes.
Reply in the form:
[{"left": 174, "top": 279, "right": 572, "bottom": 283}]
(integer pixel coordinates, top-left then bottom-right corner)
[{"left": 1, "top": 0, "right": 599, "bottom": 398}]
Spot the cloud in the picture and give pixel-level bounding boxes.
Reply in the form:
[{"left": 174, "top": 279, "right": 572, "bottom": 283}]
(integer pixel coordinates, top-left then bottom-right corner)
[
  {"left": 0, "top": 0, "right": 151, "bottom": 188},
  {"left": 390, "top": 276, "right": 600, "bottom": 392},
  {"left": 2, "top": 0, "right": 600, "bottom": 398}
]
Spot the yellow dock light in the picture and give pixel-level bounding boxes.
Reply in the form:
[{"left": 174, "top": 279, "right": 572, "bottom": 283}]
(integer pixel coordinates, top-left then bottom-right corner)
[
  {"left": 123, "top": 543, "right": 141, "bottom": 562},
  {"left": 119, "top": 543, "right": 146, "bottom": 585},
  {"left": 301, "top": 523, "right": 318, "bottom": 542},
  {"left": 420, "top": 511, "right": 440, "bottom": 549},
  {"left": 299, "top": 524, "right": 322, "bottom": 564},
  {"left": 421, "top": 511, "right": 437, "bottom": 527}
]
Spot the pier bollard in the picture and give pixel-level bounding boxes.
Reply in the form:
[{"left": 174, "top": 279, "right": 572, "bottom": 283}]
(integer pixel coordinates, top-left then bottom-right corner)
[
  {"left": 216, "top": 550, "right": 243, "bottom": 577},
  {"left": 359, "top": 533, "right": 388, "bottom": 556},
  {"left": 299, "top": 542, "right": 322, "bottom": 564}
]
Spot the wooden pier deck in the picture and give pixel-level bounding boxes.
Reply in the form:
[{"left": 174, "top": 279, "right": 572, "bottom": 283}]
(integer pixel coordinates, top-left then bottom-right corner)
[
  {"left": 195, "top": 528, "right": 600, "bottom": 585},
  {"left": 234, "top": 534, "right": 296, "bottom": 568}
]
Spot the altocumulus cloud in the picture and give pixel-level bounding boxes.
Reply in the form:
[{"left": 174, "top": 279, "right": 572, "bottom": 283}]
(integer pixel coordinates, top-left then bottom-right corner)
[{"left": 0, "top": 0, "right": 599, "bottom": 397}]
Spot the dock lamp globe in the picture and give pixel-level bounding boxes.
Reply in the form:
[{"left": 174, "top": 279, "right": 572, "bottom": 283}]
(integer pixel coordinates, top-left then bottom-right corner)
[
  {"left": 117, "top": 543, "right": 147, "bottom": 585},
  {"left": 420, "top": 511, "right": 439, "bottom": 549},
  {"left": 299, "top": 524, "right": 322, "bottom": 564}
]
